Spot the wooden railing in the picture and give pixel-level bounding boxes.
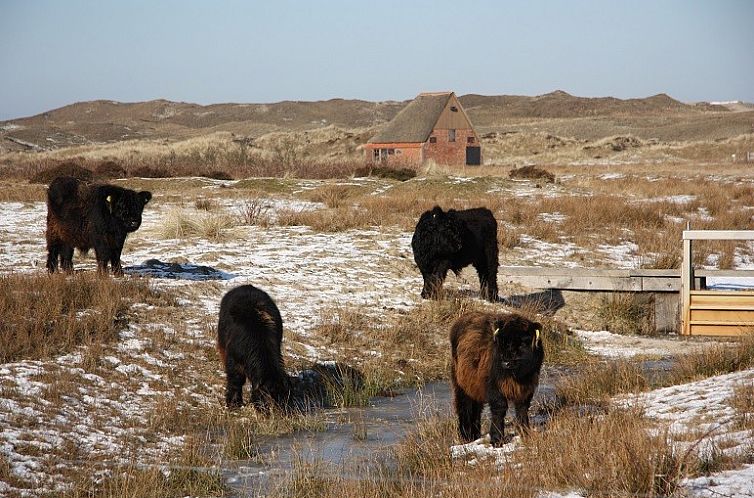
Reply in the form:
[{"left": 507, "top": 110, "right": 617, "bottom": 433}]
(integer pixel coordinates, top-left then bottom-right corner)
[{"left": 682, "top": 230, "right": 754, "bottom": 336}]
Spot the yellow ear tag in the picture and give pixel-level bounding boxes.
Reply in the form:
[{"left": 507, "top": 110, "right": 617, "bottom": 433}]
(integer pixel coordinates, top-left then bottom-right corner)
[{"left": 533, "top": 329, "right": 541, "bottom": 348}]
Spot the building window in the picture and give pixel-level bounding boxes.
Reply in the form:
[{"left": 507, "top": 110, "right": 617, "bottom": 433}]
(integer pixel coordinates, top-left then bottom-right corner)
[
  {"left": 388, "top": 148, "right": 395, "bottom": 155},
  {"left": 449, "top": 129, "right": 456, "bottom": 142},
  {"left": 467, "top": 136, "right": 475, "bottom": 143},
  {"left": 373, "top": 149, "right": 379, "bottom": 159},
  {"left": 429, "top": 136, "right": 437, "bottom": 144}
]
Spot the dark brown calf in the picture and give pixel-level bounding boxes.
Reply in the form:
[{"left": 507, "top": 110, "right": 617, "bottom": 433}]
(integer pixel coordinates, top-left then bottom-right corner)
[
  {"left": 46, "top": 176, "right": 151, "bottom": 275},
  {"left": 217, "top": 285, "right": 292, "bottom": 410},
  {"left": 450, "top": 311, "right": 544, "bottom": 446}
]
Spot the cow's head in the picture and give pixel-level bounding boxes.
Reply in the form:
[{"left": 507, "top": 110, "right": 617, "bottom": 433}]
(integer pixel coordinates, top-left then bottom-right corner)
[
  {"left": 105, "top": 189, "right": 152, "bottom": 232},
  {"left": 492, "top": 315, "right": 544, "bottom": 377}
]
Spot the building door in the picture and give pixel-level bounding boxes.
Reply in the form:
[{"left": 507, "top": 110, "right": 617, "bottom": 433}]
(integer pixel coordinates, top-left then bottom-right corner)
[{"left": 466, "top": 146, "right": 481, "bottom": 166}]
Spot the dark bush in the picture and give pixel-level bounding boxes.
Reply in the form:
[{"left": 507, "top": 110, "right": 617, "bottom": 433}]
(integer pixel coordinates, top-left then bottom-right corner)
[
  {"left": 354, "top": 165, "right": 417, "bottom": 182},
  {"left": 199, "top": 170, "right": 234, "bottom": 181},
  {"left": 94, "top": 160, "right": 127, "bottom": 179},
  {"left": 508, "top": 165, "right": 555, "bottom": 183},
  {"left": 29, "top": 161, "right": 94, "bottom": 184},
  {"left": 130, "top": 165, "right": 172, "bottom": 178}
]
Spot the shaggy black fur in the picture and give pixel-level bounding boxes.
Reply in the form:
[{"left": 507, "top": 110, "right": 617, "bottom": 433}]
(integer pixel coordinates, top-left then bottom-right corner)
[
  {"left": 450, "top": 312, "right": 544, "bottom": 446},
  {"left": 411, "top": 206, "right": 499, "bottom": 301},
  {"left": 45, "top": 176, "right": 151, "bottom": 275},
  {"left": 217, "top": 285, "right": 292, "bottom": 410}
]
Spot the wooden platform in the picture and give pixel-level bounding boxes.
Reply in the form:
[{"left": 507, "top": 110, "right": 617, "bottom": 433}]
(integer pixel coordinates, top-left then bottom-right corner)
[{"left": 499, "top": 265, "right": 754, "bottom": 335}]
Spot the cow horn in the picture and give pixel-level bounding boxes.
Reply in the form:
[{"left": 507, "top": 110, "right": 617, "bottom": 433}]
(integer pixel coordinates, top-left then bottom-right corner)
[
  {"left": 105, "top": 195, "right": 113, "bottom": 213},
  {"left": 532, "top": 329, "right": 541, "bottom": 349},
  {"left": 106, "top": 195, "right": 112, "bottom": 204}
]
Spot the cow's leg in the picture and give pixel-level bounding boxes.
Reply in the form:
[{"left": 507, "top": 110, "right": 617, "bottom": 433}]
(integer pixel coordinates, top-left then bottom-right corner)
[
  {"left": 488, "top": 388, "right": 509, "bottom": 447},
  {"left": 475, "top": 250, "right": 499, "bottom": 302},
  {"left": 59, "top": 245, "right": 74, "bottom": 273},
  {"left": 94, "top": 243, "right": 111, "bottom": 274},
  {"left": 514, "top": 391, "right": 535, "bottom": 435},
  {"left": 46, "top": 240, "right": 61, "bottom": 273},
  {"left": 110, "top": 245, "right": 124, "bottom": 276},
  {"left": 421, "top": 265, "right": 449, "bottom": 299},
  {"left": 225, "top": 357, "right": 246, "bottom": 409},
  {"left": 454, "top": 384, "right": 482, "bottom": 442}
]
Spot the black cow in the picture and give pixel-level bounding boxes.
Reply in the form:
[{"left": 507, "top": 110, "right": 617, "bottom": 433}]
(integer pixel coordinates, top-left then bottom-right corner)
[
  {"left": 46, "top": 176, "right": 151, "bottom": 275},
  {"left": 217, "top": 285, "right": 292, "bottom": 410},
  {"left": 411, "top": 206, "right": 499, "bottom": 302}
]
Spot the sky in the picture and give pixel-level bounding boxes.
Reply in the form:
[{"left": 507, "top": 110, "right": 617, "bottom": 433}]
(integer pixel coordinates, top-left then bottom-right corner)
[{"left": 1, "top": 0, "right": 753, "bottom": 120}]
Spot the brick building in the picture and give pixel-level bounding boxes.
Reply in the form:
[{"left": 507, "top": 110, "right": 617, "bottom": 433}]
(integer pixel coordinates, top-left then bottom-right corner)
[{"left": 364, "top": 92, "right": 481, "bottom": 167}]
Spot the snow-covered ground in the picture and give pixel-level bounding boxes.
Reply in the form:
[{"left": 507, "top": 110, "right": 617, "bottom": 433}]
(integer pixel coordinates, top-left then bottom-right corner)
[{"left": 1, "top": 177, "right": 753, "bottom": 496}]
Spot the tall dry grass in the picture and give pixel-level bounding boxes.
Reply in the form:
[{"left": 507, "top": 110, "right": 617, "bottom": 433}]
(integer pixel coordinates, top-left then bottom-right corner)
[
  {"left": 160, "top": 209, "right": 236, "bottom": 240},
  {"left": 0, "top": 273, "right": 164, "bottom": 362}
]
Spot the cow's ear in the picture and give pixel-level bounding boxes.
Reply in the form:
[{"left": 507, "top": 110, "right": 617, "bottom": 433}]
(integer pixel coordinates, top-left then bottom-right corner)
[
  {"left": 531, "top": 322, "right": 543, "bottom": 349},
  {"left": 139, "top": 191, "right": 152, "bottom": 205}
]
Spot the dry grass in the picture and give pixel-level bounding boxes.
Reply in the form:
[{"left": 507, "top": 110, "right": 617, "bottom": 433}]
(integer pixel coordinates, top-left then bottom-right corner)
[
  {"left": 595, "top": 292, "right": 653, "bottom": 335},
  {"left": 0, "top": 181, "right": 46, "bottom": 202},
  {"left": 64, "top": 436, "right": 227, "bottom": 498},
  {"left": 556, "top": 360, "right": 649, "bottom": 406},
  {"left": 270, "top": 409, "right": 689, "bottom": 498},
  {"left": 557, "top": 334, "right": 754, "bottom": 406},
  {"left": 160, "top": 208, "right": 236, "bottom": 240},
  {"left": 730, "top": 380, "right": 754, "bottom": 431},
  {"left": 668, "top": 334, "right": 754, "bottom": 384},
  {"left": 0, "top": 273, "right": 165, "bottom": 362}
]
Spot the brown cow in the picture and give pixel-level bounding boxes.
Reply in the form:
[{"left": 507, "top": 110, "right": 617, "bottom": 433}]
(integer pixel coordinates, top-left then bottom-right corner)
[
  {"left": 450, "top": 311, "right": 544, "bottom": 446},
  {"left": 46, "top": 176, "right": 151, "bottom": 275}
]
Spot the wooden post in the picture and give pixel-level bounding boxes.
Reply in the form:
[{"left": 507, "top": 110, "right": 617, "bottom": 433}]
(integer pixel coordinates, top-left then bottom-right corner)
[{"left": 681, "top": 227, "right": 693, "bottom": 335}]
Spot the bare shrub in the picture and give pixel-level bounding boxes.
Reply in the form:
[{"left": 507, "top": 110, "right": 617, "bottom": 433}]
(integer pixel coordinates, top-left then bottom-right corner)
[
  {"left": 236, "top": 198, "right": 271, "bottom": 225},
  {"left": 0, "top": 273, "right": 163, "bottom": 362}
]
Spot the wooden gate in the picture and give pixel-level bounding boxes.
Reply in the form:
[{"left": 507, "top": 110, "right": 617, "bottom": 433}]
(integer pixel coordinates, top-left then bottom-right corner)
[{"left": 682, "top": 230, "right": 754, "bottom": 336}]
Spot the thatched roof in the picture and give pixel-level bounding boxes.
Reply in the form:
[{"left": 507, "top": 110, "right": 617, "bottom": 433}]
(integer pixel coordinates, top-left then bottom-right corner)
[{"left": 368, "top": 93, "right": 452, "bottom": 144}]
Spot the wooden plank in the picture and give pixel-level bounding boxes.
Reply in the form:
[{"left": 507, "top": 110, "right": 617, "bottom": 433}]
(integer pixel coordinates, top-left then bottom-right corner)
[
  {"left": 641, "top": 277, "right": 681, "bottom": 291},
  {"left": 498, "top": 274, "right": 644, "bottom": 291},
  {"left": 696, "top": 269, "right": 754, "bottom": 278},
  {"left": 690, "top": 309, "right": 754, "bottom": 322},
  {"left": 683, "top": 230, "right": 754, "bottom": 241},
  {"left": 690, "top": 292, "right": 754, "bottom": 307},
  {"left": 688, "top": 324, "right": 754, "bottom": 337}
]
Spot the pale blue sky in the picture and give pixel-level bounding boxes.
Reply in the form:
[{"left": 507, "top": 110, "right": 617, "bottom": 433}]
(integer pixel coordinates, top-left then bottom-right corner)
[{"left": 1, "top": 0, "right": 752, "bottom": 120}]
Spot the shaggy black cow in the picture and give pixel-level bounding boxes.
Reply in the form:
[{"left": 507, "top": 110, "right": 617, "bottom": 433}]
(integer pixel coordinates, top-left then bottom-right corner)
[
  {"left": 450, "top": 311, "right": 544, "bottom": 446},
  {"left": 217, "top": 285, "right": 292, "bottom": 410},
  {"left": 411, "top": 206, "right": 499, "bottom": 301},
  {"left": 46, "top": 176, "right": 151, "bottom": 275}
]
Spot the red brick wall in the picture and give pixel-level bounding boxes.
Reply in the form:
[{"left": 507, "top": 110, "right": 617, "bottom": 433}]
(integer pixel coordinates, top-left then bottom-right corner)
[
  {"left": 364, "top": 144, "right": 422, "bottom": 167},
  {"left": 423, "top": 128, "right": 480, "bottom": 165}
]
